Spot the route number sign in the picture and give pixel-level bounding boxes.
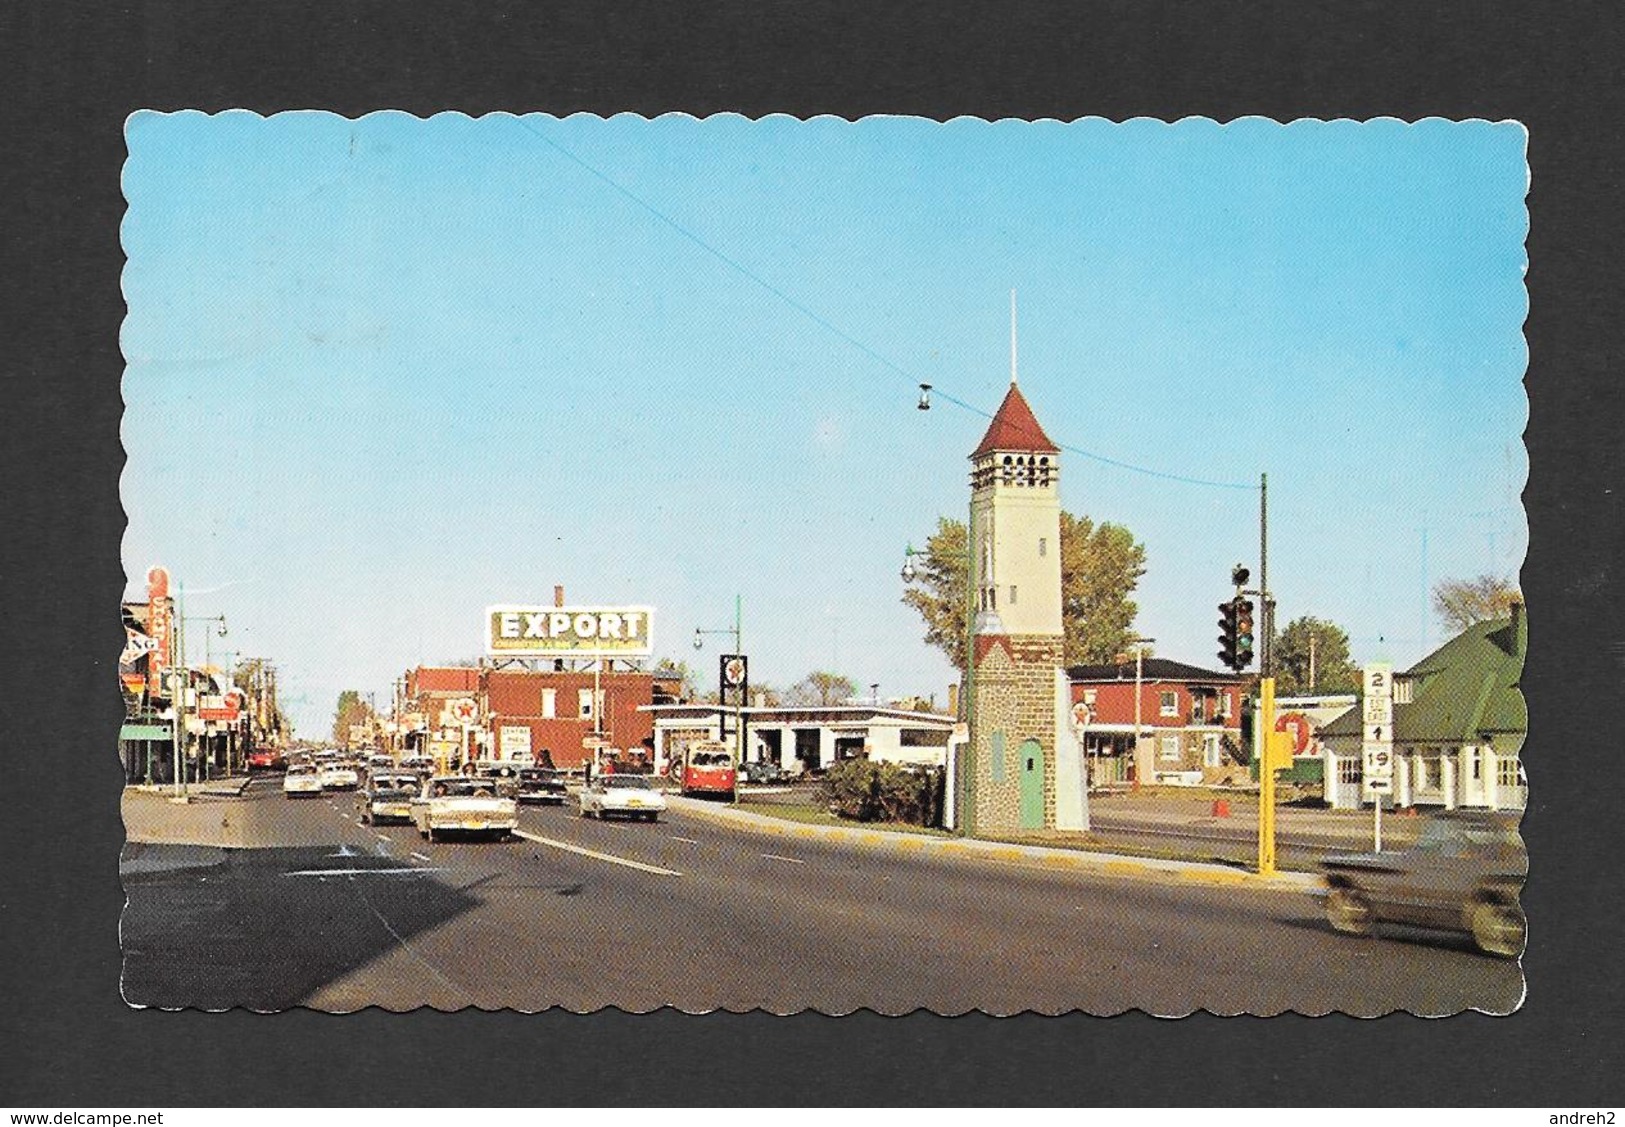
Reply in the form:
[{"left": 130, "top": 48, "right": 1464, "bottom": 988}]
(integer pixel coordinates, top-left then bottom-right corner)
[{"left": 1361, "top": 662, "right": 1395, "bottom": 802}]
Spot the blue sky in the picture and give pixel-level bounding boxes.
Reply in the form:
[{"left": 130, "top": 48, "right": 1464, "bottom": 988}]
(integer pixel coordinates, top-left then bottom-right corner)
[{"left": 121, "top": 112, "right": 1528, "bottom": 734}]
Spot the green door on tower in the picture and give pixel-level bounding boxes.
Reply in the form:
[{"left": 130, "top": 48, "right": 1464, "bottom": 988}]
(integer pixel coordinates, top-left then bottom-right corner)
[{"left": 1019, "top": 738, "right": 1045, "bottom": 829}]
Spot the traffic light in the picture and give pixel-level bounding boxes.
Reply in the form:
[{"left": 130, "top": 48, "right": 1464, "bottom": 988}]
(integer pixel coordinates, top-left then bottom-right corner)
[
  {"left": 1234, "top": 598, "right": 1255, "bottom": 669},
  {"left": 1217, "top": 599, "right": 1239, "bottom": 669}
]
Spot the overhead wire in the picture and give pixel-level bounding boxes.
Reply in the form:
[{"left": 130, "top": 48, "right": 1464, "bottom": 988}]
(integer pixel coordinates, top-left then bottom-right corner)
[{"left": 516, "top": 116, "right": 1253, "bottom": 492}]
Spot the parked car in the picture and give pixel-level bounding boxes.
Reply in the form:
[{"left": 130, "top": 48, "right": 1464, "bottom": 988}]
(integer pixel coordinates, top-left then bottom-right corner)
[
  {"left": 580, "top": 773, "right": 667, "bottom": 822},
  {"left": 739, "top": 760, "right": 787, "bottom": 785},
  {"left": 282, "top": 763, "right": 323, "bottom": 798},
  {"left": 515, "top": 767, "right": 568, "bottom": 805},
  {"left": 410, "top": 776, "right": 519, "bottom": 842},
  {"left": 358, "top": 772, "right": 422, "bottom": 824},
  {"left": 1320, "top": 810, "right": 1527, "bottom": 958},
  {"left": 317, "top": 760, "right": 361, "bottom": 791}
]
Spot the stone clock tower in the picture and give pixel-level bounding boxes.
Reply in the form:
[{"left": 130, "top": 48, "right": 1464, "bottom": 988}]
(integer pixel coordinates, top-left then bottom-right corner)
[{"left": 963, "top": 360, "right": 1087, "bottom": 835}]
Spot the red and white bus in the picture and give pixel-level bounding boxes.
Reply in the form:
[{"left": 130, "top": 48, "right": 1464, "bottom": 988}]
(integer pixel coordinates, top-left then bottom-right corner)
[{"left": 680, "top": 741, "right": 737, "bottom": 799}]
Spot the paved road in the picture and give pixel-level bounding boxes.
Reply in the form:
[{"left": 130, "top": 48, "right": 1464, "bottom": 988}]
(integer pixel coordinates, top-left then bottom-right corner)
[{"left": 119, "top": 777, "right": 1523, "bottom": 1015}]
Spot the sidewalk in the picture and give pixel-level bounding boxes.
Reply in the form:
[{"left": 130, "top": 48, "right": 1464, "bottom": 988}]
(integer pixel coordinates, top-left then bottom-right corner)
[
  {"left": 121, "top": 777, "right": 256, "bottom": 850},
  {"left": 667, "top": 795, "right": 1319, "bottom": 894},
  {"left": 125, "top": 774, "right": 255, "bottom": 800}
]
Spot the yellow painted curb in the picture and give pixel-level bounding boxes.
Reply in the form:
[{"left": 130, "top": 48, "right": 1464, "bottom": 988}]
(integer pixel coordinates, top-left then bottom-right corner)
[{"left": 1180, "top": 870, "right": 1247, "bottom": 885}]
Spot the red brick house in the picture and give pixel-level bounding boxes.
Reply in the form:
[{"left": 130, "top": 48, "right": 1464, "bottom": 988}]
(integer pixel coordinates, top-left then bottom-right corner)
[
  {"left": 1068, "top": 658, "right": 1252, "bottom": 786},
  {"left": 403, "top": 663, "right": 673, "bottom": 769},
  {"left": 484, "top": 667, "right": 656, "bottom": 769}
]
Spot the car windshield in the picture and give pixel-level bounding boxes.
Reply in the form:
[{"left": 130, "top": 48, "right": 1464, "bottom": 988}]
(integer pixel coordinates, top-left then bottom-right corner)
[
  {"left": 287, "top": 765, "right": 315, "bottom": 776},
  {"left": 690, "top": 752, "right": 729, "bottom": 767},
  {"left": 375, "top": 776, "right": 416, "bottom": 790},
  {"left": 604, "top": 775, "right": 651, "bottom": 790},
  {"left": 430, "top": 780, "right": 500, "bottom": 798}
]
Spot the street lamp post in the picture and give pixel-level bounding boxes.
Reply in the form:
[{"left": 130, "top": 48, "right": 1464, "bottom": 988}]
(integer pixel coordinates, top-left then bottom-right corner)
[{"left": 182, "top": 613, "right": 227, "bottom": 780}]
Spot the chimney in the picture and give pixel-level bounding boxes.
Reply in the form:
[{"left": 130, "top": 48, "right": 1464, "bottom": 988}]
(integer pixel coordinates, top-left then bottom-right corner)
[
  {"left": 1509, "top": 598, "right": 1526, "bottom": 657},
  {"left": 554, "top": 585, "right": 565, "bottom": 608},
  {"left": 947, "top": 682, "right": 960, "bottom": 717}
]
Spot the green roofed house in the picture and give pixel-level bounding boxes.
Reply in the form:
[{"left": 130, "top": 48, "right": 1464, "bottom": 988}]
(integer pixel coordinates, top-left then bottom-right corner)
[{"left": 1318, "top": 602, "right": 1527, "bottom": 811}]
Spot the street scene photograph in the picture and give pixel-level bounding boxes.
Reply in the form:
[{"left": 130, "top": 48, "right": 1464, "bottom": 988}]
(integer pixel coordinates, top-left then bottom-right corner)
[{"left": 118, "top": 111, "right": 1529, "bottom": 1016}]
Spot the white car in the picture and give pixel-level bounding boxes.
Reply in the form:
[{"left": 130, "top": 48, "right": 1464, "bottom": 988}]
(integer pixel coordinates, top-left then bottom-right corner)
[
  {"left": 318, "top": 761, "right": 361, "bottom": 791},
  {"left": 282, "top": 763, "right": 323, "bottom": 798},
  {"left": 410, "top": 776, "right": 519, "bottom": 842},
  {"left": 579, "top": 774, "right": 667, "bottom": 822},
  {"left": 358, "top": 772, "right": 422, "bottom": 824}
]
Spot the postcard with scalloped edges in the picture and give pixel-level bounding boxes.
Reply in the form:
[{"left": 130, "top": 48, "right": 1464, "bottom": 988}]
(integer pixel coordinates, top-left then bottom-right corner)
[{"left": 119, "top": 111, "right": 1527, "bottom": 1015}]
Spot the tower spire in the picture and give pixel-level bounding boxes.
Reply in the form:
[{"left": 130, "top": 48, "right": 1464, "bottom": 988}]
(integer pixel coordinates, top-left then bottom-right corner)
[{"left": 1009, "top": 289, "right": 1018, "bottom": 386}]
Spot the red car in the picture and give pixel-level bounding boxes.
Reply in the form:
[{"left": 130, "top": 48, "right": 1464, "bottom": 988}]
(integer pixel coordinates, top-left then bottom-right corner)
[{"left": 247, "top": 747, "right": 286, "bottom": 772}]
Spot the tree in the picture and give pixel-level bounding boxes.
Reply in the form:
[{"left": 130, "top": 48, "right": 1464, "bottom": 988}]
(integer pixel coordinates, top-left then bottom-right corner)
[
  {"left": 1271, "top": 616, "right": 1359, "bottom": 696},
  {"left": 331, "top": 689, "right": 376, "bottom": 748},
  {"left": 901, "top": 510, "right": 1148, "bottom": 672},
  {"left": 1059, "top": 512, "right": 1149, "bottom": 665},
  {"left": 1433, "top": 574, "right": 1522, "bottom": 635},
  {"left": 899, "top": 517, "right": 970, "bottom": 673},
  {"left": 785, "top": 671, "right": 858, "bottom": 706}
]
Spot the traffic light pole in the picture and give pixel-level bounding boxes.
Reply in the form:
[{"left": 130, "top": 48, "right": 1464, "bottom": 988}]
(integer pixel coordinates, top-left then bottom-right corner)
[{"left": 1254, "top": 471, "right": 1291, "bottom": 877}]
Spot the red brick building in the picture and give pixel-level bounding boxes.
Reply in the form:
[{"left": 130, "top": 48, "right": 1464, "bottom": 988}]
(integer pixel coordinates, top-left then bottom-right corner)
[
  {"left": 484, "top": 668, "right": 657, "bottom": 769},
  {"left": 1068, "top": 658, "right": 1251, "bottom": 786},
  {"left": 403, "top": 663, "right": 675, "bottom": 769}
]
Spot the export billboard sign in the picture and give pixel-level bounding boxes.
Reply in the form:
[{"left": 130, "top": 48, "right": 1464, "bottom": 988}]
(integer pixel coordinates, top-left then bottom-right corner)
[{"left": 485, "top": 605, "right": 655, "bottom": 658}]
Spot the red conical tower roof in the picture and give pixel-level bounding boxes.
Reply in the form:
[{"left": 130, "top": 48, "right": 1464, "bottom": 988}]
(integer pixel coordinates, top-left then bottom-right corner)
[{"left": 970, "top": 382, "right": 1060, "bottom": 459}]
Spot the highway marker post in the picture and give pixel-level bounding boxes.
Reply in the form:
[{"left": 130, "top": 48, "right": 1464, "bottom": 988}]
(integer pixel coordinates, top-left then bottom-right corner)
[{"left": 1360, "top": 663, "right": 1396, "bottom": 852}]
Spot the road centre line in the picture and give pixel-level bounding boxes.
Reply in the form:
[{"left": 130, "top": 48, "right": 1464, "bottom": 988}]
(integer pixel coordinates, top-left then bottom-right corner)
[
  {"left": 761, "top": 853, "right": 805, "bottom": 864},
  {"left": 409, "top": 852, "right": 431, "bottom": 863},
  {"left": 669, "top": 835, "right": 701, "bottom": 845},
  {"left": 375, "top": 833, "right": 391, "bottom": 841},
  {"left": 513, "top": 830, "right": 682, "bottom": 877}
]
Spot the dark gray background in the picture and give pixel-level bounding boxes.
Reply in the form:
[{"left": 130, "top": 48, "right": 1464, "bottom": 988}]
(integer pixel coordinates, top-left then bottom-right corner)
[{"left": 2, "top": 0, "right": 1620, "bottom": 1107}]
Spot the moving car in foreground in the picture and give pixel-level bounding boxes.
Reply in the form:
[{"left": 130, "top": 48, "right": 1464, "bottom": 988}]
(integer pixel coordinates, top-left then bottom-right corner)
[
  {"left": 358, "top": 771, "right": 423, "bottom": 824},
  {"left": 580, "top": 773, "right": 667, "bottom": 822},
  {"left": 410, "top": 776, "right": 519, "bottom": 842},
  {"left": 1320, "top": 809, "right": 1527, "bottom": 958},
  {"left": 282, "top": 763, "right": 323, "bottom": 798},
  {"left": 515, "top": 767, "right": 568, "bottom": 805}
]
